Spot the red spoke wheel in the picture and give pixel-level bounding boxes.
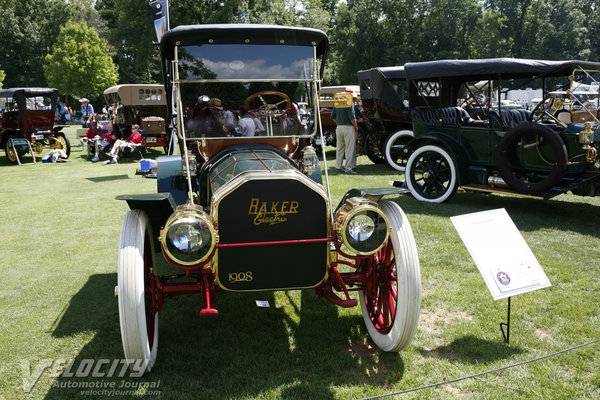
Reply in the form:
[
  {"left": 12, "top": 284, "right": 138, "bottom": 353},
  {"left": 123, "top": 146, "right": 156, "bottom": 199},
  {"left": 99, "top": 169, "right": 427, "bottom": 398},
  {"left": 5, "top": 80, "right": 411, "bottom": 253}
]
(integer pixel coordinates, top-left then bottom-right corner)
[
  {"left": 359, "top": 200, "right": 421, "bottom": 352},
  {"left": 117, "top": 210, "right": 158, "bottom": 373}
]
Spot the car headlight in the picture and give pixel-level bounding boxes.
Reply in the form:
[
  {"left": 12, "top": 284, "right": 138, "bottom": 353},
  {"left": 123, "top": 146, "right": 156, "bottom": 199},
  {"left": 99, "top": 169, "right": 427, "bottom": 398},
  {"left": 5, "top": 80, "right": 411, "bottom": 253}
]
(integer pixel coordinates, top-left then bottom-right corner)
[
  {"left": 160, "top": 204, "right": 216, "bottom": 266},
  {"left": 335, "top": 197, "right": 390, "bottom": 255}
]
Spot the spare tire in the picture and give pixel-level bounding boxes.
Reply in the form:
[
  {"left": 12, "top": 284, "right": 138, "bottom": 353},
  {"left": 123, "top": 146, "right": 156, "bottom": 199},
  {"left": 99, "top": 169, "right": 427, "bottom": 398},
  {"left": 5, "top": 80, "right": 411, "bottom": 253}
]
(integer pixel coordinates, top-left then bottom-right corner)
[{"left": 496, "top": 123, "right": 568, "bottom": 195}]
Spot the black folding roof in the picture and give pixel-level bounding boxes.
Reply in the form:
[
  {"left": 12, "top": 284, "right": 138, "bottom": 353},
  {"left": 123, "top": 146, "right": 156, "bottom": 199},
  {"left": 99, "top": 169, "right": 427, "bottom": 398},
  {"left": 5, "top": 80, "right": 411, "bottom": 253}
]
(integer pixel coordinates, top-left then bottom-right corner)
[
  {"left": 404, "top": 58, "right": 600, "bottom": 81},
  {"left": 0, "top": 87, "right": 58, "bottom": 98},
  {"left": 357, "top": 66, "right": 405, "bottom": 81},
  {"left": 160, "top": 24, "right": 329, "bottom": 61}
]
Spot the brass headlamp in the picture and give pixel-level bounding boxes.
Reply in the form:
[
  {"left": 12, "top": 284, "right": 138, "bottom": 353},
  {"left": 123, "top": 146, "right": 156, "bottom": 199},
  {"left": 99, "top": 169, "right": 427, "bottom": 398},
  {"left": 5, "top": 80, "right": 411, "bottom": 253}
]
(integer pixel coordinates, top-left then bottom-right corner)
[
  {"left": 160, "top": 203, "right": 217, "bottom": 266},
  {"left": 334, "top": 197, "right": 390, "bottom": 255}
]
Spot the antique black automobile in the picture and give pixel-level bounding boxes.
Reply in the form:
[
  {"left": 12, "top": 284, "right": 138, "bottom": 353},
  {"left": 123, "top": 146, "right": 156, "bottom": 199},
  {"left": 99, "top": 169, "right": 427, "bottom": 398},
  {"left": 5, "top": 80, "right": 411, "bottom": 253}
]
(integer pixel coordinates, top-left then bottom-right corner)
[
  {"left": 357, "top": 67, "right": 412, "bottom": 170},
  {"left": 115, "top": 24, "right": 421, "bottom": 372},
  {"left": 0, "top": 87, "right": 70, "bottom": 164},
  {"left": 400, "top": 58, "right": 600, "bottom": 203}
]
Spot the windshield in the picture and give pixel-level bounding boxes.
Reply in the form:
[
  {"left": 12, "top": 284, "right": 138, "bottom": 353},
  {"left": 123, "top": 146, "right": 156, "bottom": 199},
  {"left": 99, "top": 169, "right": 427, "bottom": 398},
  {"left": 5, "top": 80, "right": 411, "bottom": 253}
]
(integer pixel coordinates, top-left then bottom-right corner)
[
  {"left": 178, "top": 44, "right": 314, "bottom": 81},
  {"left": 175, "top": 43, "right": 317, "bottom": 138}
]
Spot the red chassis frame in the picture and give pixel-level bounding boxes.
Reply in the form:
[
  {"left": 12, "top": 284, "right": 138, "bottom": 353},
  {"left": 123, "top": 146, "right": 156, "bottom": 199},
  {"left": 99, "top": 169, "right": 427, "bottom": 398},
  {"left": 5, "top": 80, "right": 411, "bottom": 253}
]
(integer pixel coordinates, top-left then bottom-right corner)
[{"left": 147, "top": 230, "right": 399, "bottom": 333}]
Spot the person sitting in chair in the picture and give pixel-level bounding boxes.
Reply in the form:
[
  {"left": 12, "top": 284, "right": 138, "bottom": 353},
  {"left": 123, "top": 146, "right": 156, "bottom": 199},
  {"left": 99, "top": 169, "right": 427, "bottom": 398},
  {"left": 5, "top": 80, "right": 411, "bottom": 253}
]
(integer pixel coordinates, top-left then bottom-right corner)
[
  {"left": 106, "top": 124, "right": 143, "bottom": 164},
  {"left": 91, "top": 123, "right": 118, "bottom": 162},
  {"left": 83, "top": 120, "right": 101, "bottom": 159}
]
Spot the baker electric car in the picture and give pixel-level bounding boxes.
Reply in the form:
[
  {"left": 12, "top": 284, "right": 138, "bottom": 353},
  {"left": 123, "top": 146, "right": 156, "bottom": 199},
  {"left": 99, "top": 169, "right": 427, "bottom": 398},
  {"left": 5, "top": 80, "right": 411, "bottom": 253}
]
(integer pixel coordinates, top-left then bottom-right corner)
[{"left": 115, "top": 24, "right": 421, "bottom": 372}]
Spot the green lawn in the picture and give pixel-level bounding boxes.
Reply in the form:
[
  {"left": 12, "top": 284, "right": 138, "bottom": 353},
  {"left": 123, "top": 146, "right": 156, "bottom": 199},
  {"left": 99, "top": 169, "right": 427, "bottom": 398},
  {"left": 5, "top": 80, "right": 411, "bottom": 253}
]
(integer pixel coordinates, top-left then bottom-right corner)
[{"left": 0, "top": 126, "right": 599, "bottom": 399}]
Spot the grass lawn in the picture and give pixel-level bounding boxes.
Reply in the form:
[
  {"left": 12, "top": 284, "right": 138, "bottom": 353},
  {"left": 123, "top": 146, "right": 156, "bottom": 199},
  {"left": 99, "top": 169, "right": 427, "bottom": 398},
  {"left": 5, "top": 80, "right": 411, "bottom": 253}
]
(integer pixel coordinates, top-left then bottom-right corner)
[{"left": 0, "top": 126, "right": 599, "bottom": 399}]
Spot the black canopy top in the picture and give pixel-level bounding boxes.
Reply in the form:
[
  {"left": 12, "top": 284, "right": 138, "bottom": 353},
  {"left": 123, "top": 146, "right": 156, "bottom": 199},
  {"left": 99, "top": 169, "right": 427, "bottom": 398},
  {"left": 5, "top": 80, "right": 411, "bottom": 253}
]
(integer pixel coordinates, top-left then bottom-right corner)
[
  {"left": 376, "top": 66, "right": 406, "bottom": 80},
  {"left": 160, "top": 24, "right": 329, "bottom": 61},
  {"left": 0, "top": 87, "right": 58, "bottom": 98},
  {"left": 357, "top": 66, "right": 405, "bottom": 81},
  {"left": 404, "top": 58, "right": 600, "bottom": 81}
]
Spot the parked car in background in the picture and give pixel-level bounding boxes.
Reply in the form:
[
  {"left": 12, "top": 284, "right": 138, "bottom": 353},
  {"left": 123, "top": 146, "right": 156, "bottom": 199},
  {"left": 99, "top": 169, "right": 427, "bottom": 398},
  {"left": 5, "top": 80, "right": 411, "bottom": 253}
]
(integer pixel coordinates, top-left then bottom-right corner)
[
  {"left": 114, "top": 24, "right": 421, "bottom": 373},
  {"left": 312, "top": 85, "right": 367, "bottom": 154},
  {"left": 399, "top": 58, "right": 600, "bottom": 203},
  {"left": 103, "top": 84, "right": 172, "bottom": 153},
  {"left": 0, "top": 87, "right": 70, "bottom": 164},
  {"left": 358, "top": 66, "right": 413, "bottom": 170}
]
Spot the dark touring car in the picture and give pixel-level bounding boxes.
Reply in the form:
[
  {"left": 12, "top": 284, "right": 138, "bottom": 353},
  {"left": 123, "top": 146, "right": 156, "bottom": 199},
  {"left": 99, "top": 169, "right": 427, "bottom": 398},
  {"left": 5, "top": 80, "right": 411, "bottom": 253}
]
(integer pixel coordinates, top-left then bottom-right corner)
[
  {"left": 115, "top": 24, "right": 421, "bottom": 372},
  {"left": 399, "top": 58, "right": 600, "bottom": 202}
]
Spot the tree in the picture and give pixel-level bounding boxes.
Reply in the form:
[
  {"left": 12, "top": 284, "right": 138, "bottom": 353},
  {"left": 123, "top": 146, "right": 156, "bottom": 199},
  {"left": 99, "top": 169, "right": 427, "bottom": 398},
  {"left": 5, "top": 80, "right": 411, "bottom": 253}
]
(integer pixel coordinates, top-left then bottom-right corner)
[
  {"left": 44, "top": 21, "right": 118, "bottom": 100},
  {"left": 468, "top": 10, "right": 513, "bottom": 58},
  {"left": 0, "top": 0, "right": 74, "bottom": 88},
  {"left": 96, "top": 0, "right": 159, "bottom": 84},
  {"left": 0, "top": 68, "right": 5, "bottom": 89}
]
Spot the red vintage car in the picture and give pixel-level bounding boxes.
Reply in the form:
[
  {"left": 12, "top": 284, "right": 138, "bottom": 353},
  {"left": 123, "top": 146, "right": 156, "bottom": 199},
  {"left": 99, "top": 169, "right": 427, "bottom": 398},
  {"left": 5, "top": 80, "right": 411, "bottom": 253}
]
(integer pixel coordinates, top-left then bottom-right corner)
[{"left": 0, "top": 87, "right": 70, "bottom": 164}]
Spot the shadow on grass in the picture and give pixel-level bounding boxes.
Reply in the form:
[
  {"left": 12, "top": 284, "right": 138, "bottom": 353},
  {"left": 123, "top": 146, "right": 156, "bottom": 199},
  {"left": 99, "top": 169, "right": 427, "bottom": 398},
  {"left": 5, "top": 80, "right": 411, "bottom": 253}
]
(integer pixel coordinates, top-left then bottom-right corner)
[
  {"left": 369, "top": 178, "right": 600, "bottom": 239},
  {"left": 85, "top": 174, "right": 130, "bottom": 183},
  {"left": 45, "top": 273, "right": 405, "bottom": 399},
  {"left": 418, "top": 334, "right": 524, "bottom": 364}
]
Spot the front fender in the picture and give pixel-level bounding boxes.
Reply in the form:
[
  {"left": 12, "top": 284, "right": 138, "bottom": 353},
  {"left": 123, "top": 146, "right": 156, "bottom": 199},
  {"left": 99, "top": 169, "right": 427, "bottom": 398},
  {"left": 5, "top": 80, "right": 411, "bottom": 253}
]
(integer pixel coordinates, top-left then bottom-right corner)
[
  {"left": 335, "top": 187, "right": 410, "bottom": 212},
  {"left": 407, "top": 134, "right": 469, "bottom": 185},
  {"left": 116, "top": 193, "right": 177, "bottom": 247}
]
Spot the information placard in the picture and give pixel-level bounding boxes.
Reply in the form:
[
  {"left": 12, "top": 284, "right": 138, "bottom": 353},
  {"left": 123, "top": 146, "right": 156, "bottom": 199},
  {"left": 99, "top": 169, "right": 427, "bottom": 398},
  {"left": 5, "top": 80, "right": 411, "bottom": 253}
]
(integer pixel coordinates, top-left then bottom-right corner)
[{"left": 450, "top": 208, "right": 551, "bottom": 300}]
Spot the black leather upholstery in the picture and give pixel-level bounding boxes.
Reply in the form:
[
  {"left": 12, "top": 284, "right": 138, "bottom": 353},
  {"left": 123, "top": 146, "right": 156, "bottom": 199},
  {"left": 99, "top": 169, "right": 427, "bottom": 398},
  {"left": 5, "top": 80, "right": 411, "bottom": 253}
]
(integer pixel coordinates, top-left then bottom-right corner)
[
  {"left": 413, "top": 106, "right": 488, "bottom": 127},
  {"left": 487, "top": 109, "right": 530, "bottom": 130}
]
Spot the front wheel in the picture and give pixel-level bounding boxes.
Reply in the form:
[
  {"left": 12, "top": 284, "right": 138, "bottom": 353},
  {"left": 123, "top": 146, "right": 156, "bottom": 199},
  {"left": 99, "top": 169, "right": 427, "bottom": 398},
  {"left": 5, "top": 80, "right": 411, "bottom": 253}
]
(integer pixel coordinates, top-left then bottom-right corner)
[
  {"left": 359, "top": 200, "right": 421, "bottom": 352},
  {"left": 117, "top": 210, "right": 158, "bottom": 373},
  {"left": 405, "top": 144, "right": 458, "bottom": 203},
  {"left": 384, "top": 130, "right": 414, "bottom": 171},
  {"left": 4, "top": 136, "right": 19, "bottom": 164}
]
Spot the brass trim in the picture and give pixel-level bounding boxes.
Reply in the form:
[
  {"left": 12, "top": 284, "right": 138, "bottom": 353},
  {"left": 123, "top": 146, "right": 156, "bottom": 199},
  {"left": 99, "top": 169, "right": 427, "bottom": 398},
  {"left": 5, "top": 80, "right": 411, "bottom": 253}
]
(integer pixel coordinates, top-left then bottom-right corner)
[
  {"left": 159, "top": 203, "right": 217, "bottom": 266},
  {"left": 334, "top": 197, "right": 391, "bottom": 256},
  {"left": 210, "top": 169, "right": 331, "bottom": 290}
]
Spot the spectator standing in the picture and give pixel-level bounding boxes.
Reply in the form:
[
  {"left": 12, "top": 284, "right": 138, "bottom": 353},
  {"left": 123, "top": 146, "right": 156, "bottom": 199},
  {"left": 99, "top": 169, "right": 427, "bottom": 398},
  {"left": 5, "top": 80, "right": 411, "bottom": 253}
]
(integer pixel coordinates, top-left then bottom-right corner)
[
  {"left": 330, "top": 93, "right": 358, "bottom": 174},
  {"left": 59, "top": 102, "right": 68, "bottom": 124},
  {"left": 236, "top": 106, "right": 257, "bottom": 137},
  {"left": 79, "top": 98, "right": 94, "bottom": 127}
]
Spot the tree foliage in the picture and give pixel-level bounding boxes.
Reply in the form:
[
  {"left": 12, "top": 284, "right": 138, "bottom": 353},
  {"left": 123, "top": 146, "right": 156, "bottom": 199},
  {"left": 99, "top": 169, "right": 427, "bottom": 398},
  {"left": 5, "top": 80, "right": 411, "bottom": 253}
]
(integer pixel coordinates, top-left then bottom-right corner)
[
  {"left": 44, "top": 21, "right": 118, "bottom": 99},
  {"left": 0, "top": 0, "right": 598, "bottom": 89}
]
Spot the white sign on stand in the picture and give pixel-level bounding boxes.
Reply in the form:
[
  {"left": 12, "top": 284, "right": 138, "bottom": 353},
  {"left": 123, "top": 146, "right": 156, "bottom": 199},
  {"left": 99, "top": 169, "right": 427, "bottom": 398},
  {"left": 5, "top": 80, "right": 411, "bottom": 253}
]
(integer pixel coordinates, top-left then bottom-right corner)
[{"left": 451, "top": 208, "right": 551, "bottom": 300}]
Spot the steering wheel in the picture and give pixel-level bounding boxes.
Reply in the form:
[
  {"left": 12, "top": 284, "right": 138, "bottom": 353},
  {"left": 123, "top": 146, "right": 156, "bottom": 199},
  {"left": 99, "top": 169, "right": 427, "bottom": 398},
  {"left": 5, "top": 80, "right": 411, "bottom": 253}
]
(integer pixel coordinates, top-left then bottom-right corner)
[
  {"left": 244, "top": 91, "right": 291, "bottom": 118},
  {"left": 530, "top": 96, "right": 567, "bottom": 128}
]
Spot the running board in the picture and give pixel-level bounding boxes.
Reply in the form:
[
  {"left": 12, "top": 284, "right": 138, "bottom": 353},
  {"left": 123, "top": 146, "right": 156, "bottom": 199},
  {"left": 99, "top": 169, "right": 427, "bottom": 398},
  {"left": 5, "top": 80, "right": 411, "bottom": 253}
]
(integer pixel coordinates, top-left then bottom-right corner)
[{"left": 460, "top": 184, "right": 549, "bottom": 199}]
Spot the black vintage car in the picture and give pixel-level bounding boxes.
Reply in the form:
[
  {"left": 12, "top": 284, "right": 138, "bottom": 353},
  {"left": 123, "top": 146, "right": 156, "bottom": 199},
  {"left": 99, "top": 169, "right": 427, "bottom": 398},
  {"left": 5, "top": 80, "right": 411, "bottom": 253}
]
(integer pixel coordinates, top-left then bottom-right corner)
[
  {"left": 358, "top": 67, "right": 413, "bottom": 170},
  {"left": 0, "top": 88, "right": 70, "bottom": 164},
  {"left": 115, "top": 24, "right": 421, "bottom": 372},
  {"left": 399, "top": 58, "right": 600, "bottom": 203}
]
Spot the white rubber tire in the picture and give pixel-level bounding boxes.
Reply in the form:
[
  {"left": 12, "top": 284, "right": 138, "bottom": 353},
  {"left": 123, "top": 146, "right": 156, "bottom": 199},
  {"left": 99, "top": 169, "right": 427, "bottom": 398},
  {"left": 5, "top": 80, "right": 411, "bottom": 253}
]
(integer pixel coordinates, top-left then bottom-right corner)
[
  {"left": 384, "top": 130, "right": 413, "bottom": 171},
  {"left": 117, "top": 209, "right": 158, "bottom": 373},
  {"left": 360, "top": 200, "right": 421, "bottom": 352},
  {"left": 405, "top": 144, "right": 458, "bottom": 203}
]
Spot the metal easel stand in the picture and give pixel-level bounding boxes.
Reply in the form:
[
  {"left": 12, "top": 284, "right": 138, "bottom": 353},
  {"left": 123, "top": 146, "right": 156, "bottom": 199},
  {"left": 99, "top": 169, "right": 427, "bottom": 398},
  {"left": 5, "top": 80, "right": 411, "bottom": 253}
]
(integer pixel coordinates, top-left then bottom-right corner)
[{"left": 500, "top": 296, "right": 511, "bottom": 344}]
